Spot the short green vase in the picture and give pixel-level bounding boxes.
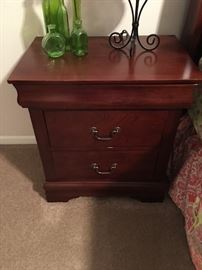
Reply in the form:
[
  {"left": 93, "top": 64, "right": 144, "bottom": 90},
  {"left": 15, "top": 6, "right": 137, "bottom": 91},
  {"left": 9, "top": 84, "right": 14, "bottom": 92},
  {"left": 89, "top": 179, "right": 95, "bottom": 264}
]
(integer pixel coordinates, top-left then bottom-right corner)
[
  {"left": 71, "top": 0, "right": 88, "bottom": 56},
  {"left": 42, "top": 24, "right": 66, "bottom": 58}
]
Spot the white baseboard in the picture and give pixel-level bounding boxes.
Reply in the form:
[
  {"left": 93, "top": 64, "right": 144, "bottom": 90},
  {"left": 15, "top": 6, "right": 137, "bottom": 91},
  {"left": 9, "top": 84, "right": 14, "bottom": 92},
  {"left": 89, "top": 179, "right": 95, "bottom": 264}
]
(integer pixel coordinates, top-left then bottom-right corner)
[{"left": 0, "top": 136, "right": 37, "bottom": 144}]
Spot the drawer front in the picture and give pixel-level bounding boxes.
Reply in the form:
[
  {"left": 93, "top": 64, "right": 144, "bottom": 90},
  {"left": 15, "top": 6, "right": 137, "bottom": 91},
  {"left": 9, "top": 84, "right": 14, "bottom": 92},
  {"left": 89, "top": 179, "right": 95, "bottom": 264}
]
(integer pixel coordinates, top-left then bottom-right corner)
[
  {"left": 51, "top": 149, "right": 158, "bottom": 180},
  {"left": 17, "top": 84, "right": 194, "bottom": 109},
  {"left": 45, "top": 111, "right": 167, "bottom": 149}
]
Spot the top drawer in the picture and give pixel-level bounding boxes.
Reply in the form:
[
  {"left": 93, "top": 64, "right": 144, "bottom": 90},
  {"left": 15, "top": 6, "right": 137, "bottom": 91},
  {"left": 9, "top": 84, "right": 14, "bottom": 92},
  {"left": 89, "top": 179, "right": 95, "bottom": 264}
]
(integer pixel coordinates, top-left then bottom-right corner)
[
  {"left": 17, "top": 84, "right": 194, "bottom": 109},
  {"left": 45, "top": 110, "right": 167, "bottom": 149}
]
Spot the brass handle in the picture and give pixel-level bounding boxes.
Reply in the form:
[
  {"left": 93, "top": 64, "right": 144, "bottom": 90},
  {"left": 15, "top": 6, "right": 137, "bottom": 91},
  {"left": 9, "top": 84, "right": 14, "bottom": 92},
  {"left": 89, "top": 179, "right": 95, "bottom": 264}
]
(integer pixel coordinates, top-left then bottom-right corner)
[
  {"left": 91, "top": 163, "right": 118, "bottom": 175},
  {"left": 91, "top": 127, "right": 121, "bottom": 141}
]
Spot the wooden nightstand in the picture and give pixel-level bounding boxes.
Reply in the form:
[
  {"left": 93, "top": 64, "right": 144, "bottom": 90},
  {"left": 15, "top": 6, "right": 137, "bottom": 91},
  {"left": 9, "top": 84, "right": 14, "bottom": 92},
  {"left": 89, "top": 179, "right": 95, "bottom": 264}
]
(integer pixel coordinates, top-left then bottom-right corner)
[{"left": 8, "top": 36, "right": 202, "bottom": 202}]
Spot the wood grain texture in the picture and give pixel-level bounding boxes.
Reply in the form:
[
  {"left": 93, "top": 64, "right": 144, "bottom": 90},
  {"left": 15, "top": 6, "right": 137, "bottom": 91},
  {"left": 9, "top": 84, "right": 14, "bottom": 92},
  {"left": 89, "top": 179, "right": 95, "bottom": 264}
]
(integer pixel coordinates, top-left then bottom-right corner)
[
  {"left": 8, "top": 36, "right": 202, "bottom": 85},
  {"left": 8, "top": 36, "right": 200, "bottom": 202},
  {"left": 15, "top": 84, "right": 195, "bottom": 109},
  {"left": 51, "top": 149, "right": 158, "bottom": 180},
  {"left": 154, "top": 110, "right": 183, "bottom": 178},
  {"left": 44, "top": 181, "right": 167, "bottom": 202},
  {"left": 45, "top": 110, "right": 167, "bottom": 149},
  {"left": 29, "top": 109, "right": 55, "bottom": 180}
]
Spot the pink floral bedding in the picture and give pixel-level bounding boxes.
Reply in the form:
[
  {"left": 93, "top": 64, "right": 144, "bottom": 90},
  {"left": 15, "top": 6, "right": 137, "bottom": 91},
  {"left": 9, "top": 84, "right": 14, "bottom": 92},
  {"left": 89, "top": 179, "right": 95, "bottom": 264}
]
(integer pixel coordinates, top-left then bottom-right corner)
[{"left": 169, "top": 115, "right": 202, "bottom": 270}]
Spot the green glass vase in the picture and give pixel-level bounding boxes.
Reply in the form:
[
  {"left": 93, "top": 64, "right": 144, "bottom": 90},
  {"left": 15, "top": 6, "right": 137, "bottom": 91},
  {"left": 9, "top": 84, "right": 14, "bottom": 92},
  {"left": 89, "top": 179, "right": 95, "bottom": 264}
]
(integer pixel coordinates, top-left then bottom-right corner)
[
  {"left": 71, "top": 0, "right": 88, "bottom": 56},
  {"left": 42, "top": 0, "right": 70, "bottom": 51},
  {"left": 42, "top": 24, "right": 66, "bottom": 58}
]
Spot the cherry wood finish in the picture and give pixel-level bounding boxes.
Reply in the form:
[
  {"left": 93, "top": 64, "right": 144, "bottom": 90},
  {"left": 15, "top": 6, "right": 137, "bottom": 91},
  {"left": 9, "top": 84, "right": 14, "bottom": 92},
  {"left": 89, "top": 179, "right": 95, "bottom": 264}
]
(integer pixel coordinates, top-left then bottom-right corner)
[
  {"left": 8, "top": 36, "right": 202, "bottom": 84},
  {"left": 45, "top": 110, "right": 167, "bottom": 149},
  {"left": 14, "top": 84, "right": 195, "bottom": 110},
  {"left": 8, "top": 36, "right": 202, "bottom": 202},
  {"left": 51, "top": 149, "right": 158, "bottom": 180},
  {"left": 44, "top": 181, "right": 166, "bottom": 202}
]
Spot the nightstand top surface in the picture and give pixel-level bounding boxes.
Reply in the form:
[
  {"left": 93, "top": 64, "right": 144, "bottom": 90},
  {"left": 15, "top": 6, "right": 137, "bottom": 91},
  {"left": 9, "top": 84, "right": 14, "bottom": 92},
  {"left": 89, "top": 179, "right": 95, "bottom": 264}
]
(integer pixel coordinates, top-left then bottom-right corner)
[{"left": 8, "top": 36, "right": 202, "bottom": 85}]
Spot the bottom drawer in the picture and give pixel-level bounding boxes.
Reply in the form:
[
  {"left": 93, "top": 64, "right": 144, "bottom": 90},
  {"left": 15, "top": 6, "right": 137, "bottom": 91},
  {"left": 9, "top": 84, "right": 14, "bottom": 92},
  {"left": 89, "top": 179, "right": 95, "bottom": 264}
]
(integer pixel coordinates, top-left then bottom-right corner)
[{"left": 51, "top": 149, "right": 158, "bottom": 180}]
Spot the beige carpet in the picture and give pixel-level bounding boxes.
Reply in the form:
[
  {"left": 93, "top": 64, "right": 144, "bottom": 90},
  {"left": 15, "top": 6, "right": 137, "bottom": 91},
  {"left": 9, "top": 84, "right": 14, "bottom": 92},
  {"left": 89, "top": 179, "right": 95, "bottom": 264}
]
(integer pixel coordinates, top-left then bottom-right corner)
[{"left": 0, "top": 145, "right": 195, "bottom": 270}]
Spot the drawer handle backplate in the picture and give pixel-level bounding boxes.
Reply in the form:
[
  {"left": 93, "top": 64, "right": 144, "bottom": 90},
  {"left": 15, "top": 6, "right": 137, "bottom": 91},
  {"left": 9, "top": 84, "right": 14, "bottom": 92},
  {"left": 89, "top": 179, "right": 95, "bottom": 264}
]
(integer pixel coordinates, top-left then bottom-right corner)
[
  {"left": 91, "top": 163, "right": 118, "bottom": 175},
  {"left": 91, "top": 127, "right": 121, "bottom": 141}
]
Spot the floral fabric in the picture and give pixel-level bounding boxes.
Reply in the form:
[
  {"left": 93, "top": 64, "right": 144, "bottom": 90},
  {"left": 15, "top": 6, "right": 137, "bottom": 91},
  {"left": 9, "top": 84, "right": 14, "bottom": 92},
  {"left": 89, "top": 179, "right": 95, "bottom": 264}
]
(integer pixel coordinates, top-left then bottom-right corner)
[{"left": 169, "top": 115, "right": 202, "bottom": 270}]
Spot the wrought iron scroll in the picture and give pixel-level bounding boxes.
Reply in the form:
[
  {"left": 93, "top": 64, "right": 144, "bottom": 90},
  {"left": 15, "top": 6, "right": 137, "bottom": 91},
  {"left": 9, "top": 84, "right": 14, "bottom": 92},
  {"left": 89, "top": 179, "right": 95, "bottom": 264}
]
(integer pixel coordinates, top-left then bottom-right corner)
[{"left": 109, "top": 0, "right": 160, "bottom": 57}]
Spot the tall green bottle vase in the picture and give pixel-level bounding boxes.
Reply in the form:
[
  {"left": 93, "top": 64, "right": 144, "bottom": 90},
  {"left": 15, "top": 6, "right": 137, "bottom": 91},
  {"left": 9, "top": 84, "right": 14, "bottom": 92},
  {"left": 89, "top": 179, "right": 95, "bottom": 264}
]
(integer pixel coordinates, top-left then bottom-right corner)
[{"left": 42, "top": 0, "right": 70, "bottom": 51}]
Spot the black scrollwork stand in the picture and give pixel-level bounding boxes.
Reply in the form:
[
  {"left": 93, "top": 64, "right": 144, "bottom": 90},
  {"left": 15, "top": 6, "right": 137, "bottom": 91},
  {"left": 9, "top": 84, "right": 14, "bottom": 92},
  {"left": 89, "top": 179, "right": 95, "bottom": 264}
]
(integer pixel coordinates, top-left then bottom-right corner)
[{"left": 109, "top": 0, "right": 160, "bottom": 57}]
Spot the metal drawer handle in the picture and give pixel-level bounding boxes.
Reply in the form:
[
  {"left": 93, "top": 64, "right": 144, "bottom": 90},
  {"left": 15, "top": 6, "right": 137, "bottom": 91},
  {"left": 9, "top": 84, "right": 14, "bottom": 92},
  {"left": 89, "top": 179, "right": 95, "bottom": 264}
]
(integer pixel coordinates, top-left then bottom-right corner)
[
  {"left": 91, "top": 127, "right": 121, "bottom": 141},
  {"left": 91, "top": 163, "right": 118, "bottom": 175}
]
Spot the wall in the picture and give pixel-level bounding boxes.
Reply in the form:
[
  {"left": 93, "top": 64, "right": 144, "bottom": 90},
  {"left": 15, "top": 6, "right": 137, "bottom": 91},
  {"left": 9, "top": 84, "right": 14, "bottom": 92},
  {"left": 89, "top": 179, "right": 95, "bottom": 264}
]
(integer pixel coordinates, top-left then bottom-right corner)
[{"left": 0, "top": 0, "right": 189, "bottom": 144}]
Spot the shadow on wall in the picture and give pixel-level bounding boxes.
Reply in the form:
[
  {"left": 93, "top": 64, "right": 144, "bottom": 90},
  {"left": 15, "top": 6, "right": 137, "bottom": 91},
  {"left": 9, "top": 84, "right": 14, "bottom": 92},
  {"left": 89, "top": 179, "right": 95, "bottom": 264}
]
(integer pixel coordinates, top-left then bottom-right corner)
[
  {"left": 21, "top": 0, "right": 44, "bottom": 49},
  {"left": 21, "top": 0, "right": 125, "bottom": 45},
  {"left": 58, "top": 0, "right": 125, "bottom": 36},
  {"left": 157, "top": 0, "right": 190, "bottom": 38},
  {"left": 0, "top": 0, "right": 44, "bottom": 138},
  {"left": 81, "top": 0, "right": 125, "bottom": 36}
]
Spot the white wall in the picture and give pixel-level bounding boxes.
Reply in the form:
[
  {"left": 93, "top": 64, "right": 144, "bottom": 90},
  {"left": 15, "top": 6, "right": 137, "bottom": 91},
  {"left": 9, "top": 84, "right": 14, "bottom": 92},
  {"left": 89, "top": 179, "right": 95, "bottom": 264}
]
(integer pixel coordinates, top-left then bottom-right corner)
[{"left": 0, "top": 0, "right": 189, "bottom": 144}]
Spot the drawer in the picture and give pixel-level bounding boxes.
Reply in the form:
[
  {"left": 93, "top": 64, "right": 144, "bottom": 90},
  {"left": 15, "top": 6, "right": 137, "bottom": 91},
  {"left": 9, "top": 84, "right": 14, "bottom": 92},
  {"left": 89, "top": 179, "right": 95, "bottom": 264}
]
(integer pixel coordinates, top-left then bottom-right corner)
[
  {"left": 17, "top": 84, "right": 194, "bottom": 109},
  {"left": 51, "top": 149, "right": 158, "bottom": 180},
  {"left": 45, "top": 110, "right": 167, "bottom": 149}
]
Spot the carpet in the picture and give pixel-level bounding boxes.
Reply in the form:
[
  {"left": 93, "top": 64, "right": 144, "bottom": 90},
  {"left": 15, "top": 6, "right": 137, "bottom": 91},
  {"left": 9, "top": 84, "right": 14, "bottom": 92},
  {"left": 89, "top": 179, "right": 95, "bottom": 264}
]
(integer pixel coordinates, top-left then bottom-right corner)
[{"left": 0, "top": 145, "right": 195, "bottom": 270}]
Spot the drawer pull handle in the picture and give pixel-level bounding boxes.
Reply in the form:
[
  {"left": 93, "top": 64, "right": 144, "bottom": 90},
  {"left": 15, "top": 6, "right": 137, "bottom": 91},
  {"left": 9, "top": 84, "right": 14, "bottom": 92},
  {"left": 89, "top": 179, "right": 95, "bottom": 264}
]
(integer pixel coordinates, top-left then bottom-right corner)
[
  {"left": 91, "top": 127, "right": 121, "bottom": 141},
  {"left": 91, "top": 163, "right": 118, "bottom": 175}
]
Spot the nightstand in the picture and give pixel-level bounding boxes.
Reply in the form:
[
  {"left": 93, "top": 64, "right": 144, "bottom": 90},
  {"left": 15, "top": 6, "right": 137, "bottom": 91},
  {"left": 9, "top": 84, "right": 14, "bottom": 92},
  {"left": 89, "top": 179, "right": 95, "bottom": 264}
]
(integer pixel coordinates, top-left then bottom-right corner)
[{"left": 8, "top": 36, "right": 202, "bottom": 202}]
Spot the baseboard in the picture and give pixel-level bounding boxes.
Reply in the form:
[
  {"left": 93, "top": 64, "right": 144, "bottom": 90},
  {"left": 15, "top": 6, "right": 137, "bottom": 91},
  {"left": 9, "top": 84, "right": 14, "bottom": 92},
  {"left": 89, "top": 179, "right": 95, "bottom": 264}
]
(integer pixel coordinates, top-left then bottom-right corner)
[{"left": 0, "top": 136, "right": 37, "bottom": 144}]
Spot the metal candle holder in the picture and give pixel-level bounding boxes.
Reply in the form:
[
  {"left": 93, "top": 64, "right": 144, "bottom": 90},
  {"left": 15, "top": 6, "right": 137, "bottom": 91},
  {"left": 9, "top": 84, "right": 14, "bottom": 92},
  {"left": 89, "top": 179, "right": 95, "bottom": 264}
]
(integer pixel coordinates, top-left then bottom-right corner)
[{"left": 109, "top": 0, "right": 160, "bottom": 57}]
